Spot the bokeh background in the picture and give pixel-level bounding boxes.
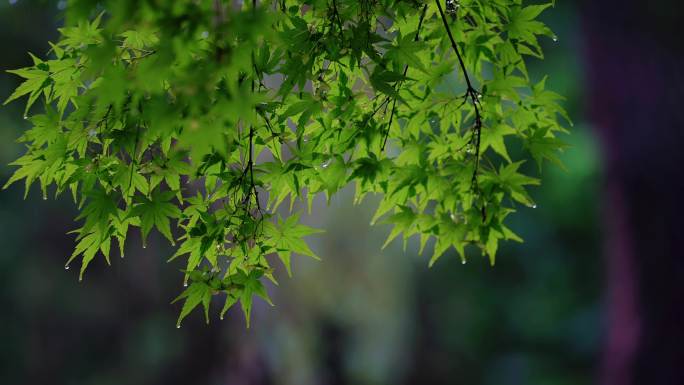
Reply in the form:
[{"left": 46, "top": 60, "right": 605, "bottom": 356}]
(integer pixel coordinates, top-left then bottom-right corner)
[{"left": 1, "top": 1, "right": 681, "bottom": 384}]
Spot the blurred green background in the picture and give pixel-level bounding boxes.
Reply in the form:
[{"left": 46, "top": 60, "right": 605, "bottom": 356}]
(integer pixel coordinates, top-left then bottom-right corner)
[{"left": 0, "top": 1, "right": 603, "bottom": 384}]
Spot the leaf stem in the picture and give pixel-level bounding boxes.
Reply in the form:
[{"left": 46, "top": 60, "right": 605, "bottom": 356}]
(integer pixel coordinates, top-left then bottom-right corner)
[
  {"left": 380, "top": 4, "right": 428, "bottom": 152},
  {"left": 434, "top": 0, "right": 482, "bottom": 190}
]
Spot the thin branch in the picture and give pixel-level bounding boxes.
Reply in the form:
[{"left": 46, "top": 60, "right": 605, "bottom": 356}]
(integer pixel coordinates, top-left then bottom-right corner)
[
  {"left": 434, "top": 0, "right": 482, "bottom": 190},
  {"left": 331, "top": 0, "right": 343, "bottom": 32},
  {"left": 380, "top": 4, "right": 428, "bottom": 152}
]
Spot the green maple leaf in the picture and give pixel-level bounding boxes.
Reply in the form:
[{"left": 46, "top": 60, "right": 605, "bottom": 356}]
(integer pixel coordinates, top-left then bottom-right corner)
[
  {"left": 263, "top": 212, "right": 323, "bottom": 277},
  {"left": 238, "top": 270, "right": 273, "bottom": 328},
  {"left": 172, "top": 281, "right": 212, "bottom": 328},
  {"left": 130, "top": 190, "right": 181, "bottom": 246}
]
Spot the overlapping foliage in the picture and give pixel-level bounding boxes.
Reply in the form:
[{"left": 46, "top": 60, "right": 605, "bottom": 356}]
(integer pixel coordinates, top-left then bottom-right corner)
[{"left": 3, "top": 0, "right": 568, "bottom": 327}]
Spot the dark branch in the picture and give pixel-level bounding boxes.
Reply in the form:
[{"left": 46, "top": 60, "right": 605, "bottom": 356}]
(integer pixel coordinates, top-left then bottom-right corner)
[
  {"left": 380, "top": 4, "right": 429, "bottom": 152},
  {"left": 434, "top": 0, "right": 483, "bottom": 190}
]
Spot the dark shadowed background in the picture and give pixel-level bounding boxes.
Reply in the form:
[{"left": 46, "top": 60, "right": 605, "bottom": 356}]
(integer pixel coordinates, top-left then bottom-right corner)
[{"left": 1, "top": 1, "right": 681, "bottom": 385}]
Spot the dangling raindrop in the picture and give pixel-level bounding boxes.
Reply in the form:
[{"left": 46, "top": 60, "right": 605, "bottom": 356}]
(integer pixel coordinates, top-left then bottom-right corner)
[
  {"left": 445, "top": 0, "right": 459, "bottom": 15},
  {"left": 220, "top": 315, "right": 224, "bottom": 321},
  {"left": 65, "top": 264, "right": 70, "bottom": 270},
  {"left": 23, "top": 116, "right": 28, "bottom": 120},
  {"left": 428, "top": 116, "right": 440, "bottom": 131},
  {"left": 183, "top": 281, "right": 188, "bottom": 287},
  {"left": 552, "top": 35, "right": 558, "bottom": 42},
  {"left": 462, "top": 259, "right": 467, "bottom": 265},
  {"left": 176, "top": 325, "right": 181, "bottom": 329}
]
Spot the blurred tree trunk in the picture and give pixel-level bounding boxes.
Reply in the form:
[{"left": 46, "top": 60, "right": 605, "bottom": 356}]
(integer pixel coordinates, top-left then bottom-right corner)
[{"left": 582, "top": 1, "right": 684, "bottom": 384}]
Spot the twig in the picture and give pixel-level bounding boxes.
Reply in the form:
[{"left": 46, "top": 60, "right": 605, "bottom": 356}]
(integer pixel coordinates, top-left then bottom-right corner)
[
  {"left": 434, "top": 0, "right": 482, "bottom": 190},
  {"left": 331, "top": 0, "right": 343, "bottom": 32},
  {"left": 380, "top": 4, "right": 428, "bottom": 152}
]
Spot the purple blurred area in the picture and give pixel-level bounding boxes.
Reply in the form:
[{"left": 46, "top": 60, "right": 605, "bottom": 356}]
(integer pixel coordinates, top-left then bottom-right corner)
[
  {"left": 583, "top": 1, "right": 684, "bottom": 384},
  {"left": 1, "top": 1, "right": 682, "bottom": 384}
]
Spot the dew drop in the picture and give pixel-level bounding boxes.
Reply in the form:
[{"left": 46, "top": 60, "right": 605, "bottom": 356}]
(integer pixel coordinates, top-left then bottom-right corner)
[
  {"left": 552, "top": 35, "right": 558, "bottom": 42},
  {"left": 176, "top": 325, "right": 181, "bottom": 329},
  {"left": 183, "top": 282, "right": 188, "bottom": 287},
  {"left": 428, "top": 116, "right": 440, "bottom": 131},
  {"left": 43, "top": 196, "right": 47, "bottom": 201},
  {"left": 142, "top": 244, "right": 147, "bottom": 249},
  {"left": 220, "top": 315, "right": 224, "bottom": 321},
  {"left": 23, "top": 115, "right": 28, "bottom": 120},
  {"left": 462, "top": 260, "right": 467, "bottom": 265},
  {"left": 65, "top": 265, "right": 70, "bottom": 270},
  {"left": 320, "top": 158, "right": 332, "bottom": 169},
  {"left": 445, "top": 0, "right": 458, "bottom": 14},
  {"left": 528, "top": 204, "right": 537, "bottom": 209}
]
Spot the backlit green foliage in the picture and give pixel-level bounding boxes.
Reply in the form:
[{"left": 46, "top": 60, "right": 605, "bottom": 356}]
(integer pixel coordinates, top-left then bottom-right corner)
[{"left": 3, "top": 0, "right": 568, "bottom": 327}]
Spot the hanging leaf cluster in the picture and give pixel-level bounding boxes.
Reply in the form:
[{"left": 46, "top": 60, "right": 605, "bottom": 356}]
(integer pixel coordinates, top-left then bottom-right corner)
[{"left": 3, "top": 0, "right": 568, "bottom": 327}]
